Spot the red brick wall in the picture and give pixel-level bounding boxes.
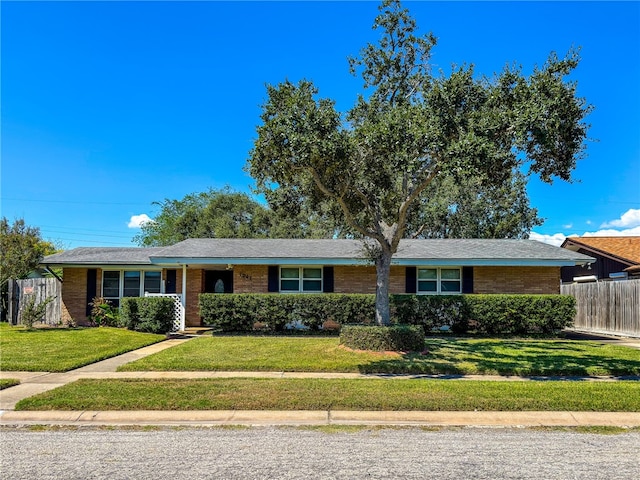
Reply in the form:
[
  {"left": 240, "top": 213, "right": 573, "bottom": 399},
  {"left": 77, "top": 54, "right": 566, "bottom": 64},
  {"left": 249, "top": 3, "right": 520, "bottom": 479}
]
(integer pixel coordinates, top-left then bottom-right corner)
[
  {"left": 234, "top": 265, "right": 269, "bottom": 293},
  {"left": 185, "top": 269, "right": 203, "bottom": 327},
  {"left": 334, "top": 266, "right": 405, "bottom": 294},
  {"left": 473, "top": 266, "right": 561, "bottom": 294},
  {"left": 61, "top": 268, "right": 89, "bottom": 325}
]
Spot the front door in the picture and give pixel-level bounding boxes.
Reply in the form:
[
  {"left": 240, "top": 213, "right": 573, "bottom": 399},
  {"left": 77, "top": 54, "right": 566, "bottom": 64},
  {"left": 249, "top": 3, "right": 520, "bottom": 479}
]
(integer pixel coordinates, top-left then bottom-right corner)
[{"left": 204, "top": 270, "right": 233, "bottom": 293}]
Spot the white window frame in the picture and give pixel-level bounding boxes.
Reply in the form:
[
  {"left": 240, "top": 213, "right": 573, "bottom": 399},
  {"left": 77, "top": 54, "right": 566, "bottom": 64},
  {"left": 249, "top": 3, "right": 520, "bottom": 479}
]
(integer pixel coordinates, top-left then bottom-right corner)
[
  {"left": 417, "top": 267, "right": 462, "bottom": 295},
  {"left": 101, "top": 269, "right": 164, "bottom": 303},
  {"left": 279, "top": 266, "right": 323, "bottom": 293}
]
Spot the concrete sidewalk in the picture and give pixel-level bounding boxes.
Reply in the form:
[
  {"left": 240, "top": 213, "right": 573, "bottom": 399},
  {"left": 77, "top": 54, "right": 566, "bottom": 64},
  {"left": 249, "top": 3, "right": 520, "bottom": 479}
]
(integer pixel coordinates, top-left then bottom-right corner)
[
  {"left": 3, "top": 409, "right": 640, "bottom": 428},
  {"left": 2, "top": 332, "right": 640, "bottom": 428}
]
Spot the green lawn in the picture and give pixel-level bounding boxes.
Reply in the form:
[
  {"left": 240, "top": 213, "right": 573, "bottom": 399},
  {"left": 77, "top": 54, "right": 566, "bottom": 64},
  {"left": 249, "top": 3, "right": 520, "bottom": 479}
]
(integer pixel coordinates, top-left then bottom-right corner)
[
  {"left": 0, "top": 379, "right": 19, "bottom": 389},
  {"left": 15, "top": 378, "right": 640, "bottom": 412},
  {"left": 118, "top": 336, "right": 640, "bottom": 377},
  {"left": 0, "top": 323, "right": 165, "bottom": 372}
]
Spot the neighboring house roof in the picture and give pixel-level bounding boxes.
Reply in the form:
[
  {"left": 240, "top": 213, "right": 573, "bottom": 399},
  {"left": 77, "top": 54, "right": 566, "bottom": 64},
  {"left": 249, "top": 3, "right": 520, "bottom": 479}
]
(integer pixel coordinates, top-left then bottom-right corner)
[
  {"left": 42, "top": 238, "right": 594, "bottom": 268},
  {"left": 561, "top": 236, "right": 640, "bottom": 268}
]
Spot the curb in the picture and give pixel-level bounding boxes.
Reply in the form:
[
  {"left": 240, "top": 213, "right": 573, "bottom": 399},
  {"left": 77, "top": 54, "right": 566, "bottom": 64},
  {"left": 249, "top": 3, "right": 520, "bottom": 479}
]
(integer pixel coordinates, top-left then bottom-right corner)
[{"left": 2, "top": 410, "right": 640, "bottom": 428}]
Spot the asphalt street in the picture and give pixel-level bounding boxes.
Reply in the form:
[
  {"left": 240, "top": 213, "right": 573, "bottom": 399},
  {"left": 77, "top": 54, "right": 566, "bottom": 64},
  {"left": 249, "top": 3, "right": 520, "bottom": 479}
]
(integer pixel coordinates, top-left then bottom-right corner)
[{"left": 2, "top": 426, "right": 639, "bottom": 480}]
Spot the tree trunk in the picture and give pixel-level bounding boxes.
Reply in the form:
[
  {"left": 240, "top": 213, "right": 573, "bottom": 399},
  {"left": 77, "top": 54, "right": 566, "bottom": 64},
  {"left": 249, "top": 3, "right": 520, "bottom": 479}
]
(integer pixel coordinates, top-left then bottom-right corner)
[{"left": 374, "top": 250, "right": 393, "bottom": 326}]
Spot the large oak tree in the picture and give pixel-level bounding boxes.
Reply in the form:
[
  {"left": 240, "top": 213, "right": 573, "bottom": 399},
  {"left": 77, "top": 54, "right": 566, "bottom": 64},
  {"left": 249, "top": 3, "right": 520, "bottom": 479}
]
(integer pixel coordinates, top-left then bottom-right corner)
[{"left": 249, "top": 0, "right": 591, "bottom": 325}]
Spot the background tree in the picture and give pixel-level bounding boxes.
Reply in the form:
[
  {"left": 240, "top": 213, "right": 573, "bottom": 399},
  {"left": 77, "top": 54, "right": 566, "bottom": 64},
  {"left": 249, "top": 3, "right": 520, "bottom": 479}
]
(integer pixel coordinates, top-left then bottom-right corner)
[
  {"left": 133, "top": 187, "right": 337, "bottom": 247},
  {"left": 0, "top": 218, "right": 56, "bottom": 321},
  {"left": 247, "top": 0, "right": 591, "bottom": 325}
]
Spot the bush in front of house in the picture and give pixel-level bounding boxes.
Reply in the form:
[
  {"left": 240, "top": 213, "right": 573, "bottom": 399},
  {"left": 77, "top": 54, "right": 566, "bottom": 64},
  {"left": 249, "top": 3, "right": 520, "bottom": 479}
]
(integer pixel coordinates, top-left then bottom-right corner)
[
  {"left": 339, "top": 324, "right": 425, "bottom": 352},
  {"left": 391, "top": 294, "right": 470, "bottom": 333},
  {"left": 120, "top": 297, "right": 175, "bottom": 334},
  {"left": 88, "top": 297, "right": 121, "bottom": 327},
  {"left": 199, "top": 292, "right": 575, "bottom": 336},
  {"left": 199, "top": 293, "right": 375, "bottom": 333},
  {"left": 465, "top": 294, "right": 576, "bottom": 335}
]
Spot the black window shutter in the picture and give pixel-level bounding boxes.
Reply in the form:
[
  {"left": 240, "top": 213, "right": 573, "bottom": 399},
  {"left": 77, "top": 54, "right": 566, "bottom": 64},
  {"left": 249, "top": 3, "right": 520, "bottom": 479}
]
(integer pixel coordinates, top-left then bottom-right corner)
[
  {"left": 268, "top": 266, "right": 279, "bottom": 292},
  {"left": 462, "top": 266, "right": 474, "bottom": 294},
  {"left": 166, "top": 269, "right": 177, "bottom": 294},
  {"left": 86, "top": 269, "right": 97, "bottom": 316},
  {"left": 323, "top": 266, "right": 334, "bottom": 293},
  {"left": 405, "top": 266, "right": 417, "bottom": 294}
]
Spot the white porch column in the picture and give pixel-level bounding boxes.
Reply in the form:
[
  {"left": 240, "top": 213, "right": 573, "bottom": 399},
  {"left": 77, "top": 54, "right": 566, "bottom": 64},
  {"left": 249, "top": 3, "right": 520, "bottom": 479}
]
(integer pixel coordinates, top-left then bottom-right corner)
[{"left": 180, "top": 264, "right": 187, "bottom": 331}]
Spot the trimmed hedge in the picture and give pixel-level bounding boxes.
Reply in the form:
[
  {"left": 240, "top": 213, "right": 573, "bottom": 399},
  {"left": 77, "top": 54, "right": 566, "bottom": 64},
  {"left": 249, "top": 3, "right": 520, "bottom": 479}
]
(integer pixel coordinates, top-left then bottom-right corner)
[
  {"left": 340, "top": 325, "right": 425, "bottom": 352},
  {"left": 465, "top": 294, "right": 576, "bottom": 335},
  {"left": 120, "top": 297, "right": 175, "bottom": 334},
  {"left": 391, "top": 295, "right": 470, "bottom": 333},
  {"left": 199, "top": 294, "right": 374, "bottom": 333},
  {"left": 198, "top": 293, "right": 575, "bottom": 335}
]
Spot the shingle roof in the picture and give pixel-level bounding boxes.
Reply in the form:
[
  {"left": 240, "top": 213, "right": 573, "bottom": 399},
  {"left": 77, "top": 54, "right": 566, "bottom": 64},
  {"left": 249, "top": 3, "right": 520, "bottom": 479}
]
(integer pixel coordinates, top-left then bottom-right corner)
[
  {"left": 561, "top": 236, "right": 640, "bottom": 265},
  {"left": 42, "top": 247, "right": 165, "bottom": 265},
  {"left": 42, "top": 238, "right": 593, "bottom": 267}
]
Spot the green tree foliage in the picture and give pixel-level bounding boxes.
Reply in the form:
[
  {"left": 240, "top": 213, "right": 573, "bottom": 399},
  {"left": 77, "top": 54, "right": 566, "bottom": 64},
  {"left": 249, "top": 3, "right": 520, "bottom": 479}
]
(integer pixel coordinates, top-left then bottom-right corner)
[
  {"left": 133, "top": 188, "right": 270, "bottom": 247},
  {"left": 247, "top": 0, "right": 591, "bottom": 325},
  {"left": 0, "top": 217, "right": 56, "bottom": 321},
  {"left": 409, "top": 172, "right": 543, "bottom": 239},
  {"left": 133, "top": 187, "right": 337, "bottom": 247}
]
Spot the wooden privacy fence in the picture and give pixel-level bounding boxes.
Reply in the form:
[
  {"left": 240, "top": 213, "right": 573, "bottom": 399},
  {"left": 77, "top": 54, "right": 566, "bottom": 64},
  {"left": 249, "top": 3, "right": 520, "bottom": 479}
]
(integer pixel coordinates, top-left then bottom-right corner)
[
  {"left": 561, "top": 279, "right": 640, "bottom": 337},
  {"left": 7, "top": 278, "right": 62, "bottom": 326}
]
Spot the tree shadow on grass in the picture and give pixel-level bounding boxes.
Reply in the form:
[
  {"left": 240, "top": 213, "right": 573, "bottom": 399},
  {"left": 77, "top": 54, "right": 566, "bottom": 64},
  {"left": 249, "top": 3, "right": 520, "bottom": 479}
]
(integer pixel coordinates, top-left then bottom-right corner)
[{"left": 357, "top": 338, "right": 640, "bottom": 377}]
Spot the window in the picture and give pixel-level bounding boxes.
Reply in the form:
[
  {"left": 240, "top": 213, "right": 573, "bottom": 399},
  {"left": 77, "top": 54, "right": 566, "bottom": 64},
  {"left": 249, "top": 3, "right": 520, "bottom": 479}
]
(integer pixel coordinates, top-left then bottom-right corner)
[
  {"left": 123, "top": 271, "right": 141, "bottom": 297},
  {"left": 102, "top": 270, "right": 163, "bottom": 303},
  {"left": 144, "top": 271, "right": 161, "bottom": 294},
  {"left": 103, "top": 271, "right": 120, "bottom": 300},
  {"left": 417, "top": 267, "right": 461, "bottom": 294},
  {"left": 280, "top": 267, "right": 322, "bottom": 292}
]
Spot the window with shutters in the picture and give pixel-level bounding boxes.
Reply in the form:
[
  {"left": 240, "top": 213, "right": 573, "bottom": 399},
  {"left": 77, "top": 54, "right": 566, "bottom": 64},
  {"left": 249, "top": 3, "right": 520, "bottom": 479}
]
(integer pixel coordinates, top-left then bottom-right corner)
[
  {"left": 279, "top": 267, "right": 323, "bottom": 293},
  {"left": 417, "top": 267, "right": 461, "bottom": 294}
]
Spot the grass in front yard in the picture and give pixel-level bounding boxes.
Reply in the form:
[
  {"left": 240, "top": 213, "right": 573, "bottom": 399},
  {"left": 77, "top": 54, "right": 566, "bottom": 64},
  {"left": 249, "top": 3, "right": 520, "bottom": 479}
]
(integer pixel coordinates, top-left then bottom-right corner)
[
  {"left": 118, "top": 336, "right": 640, "bottom": 377},
  {"left": 0, "top": 379, "right": 19, "bottom": 389},
  {"left": 15, "top": 378, "right": 640, "bottom": 411},
  {"left": 0, "top": 323, "right": 165, "bottom": 372}
]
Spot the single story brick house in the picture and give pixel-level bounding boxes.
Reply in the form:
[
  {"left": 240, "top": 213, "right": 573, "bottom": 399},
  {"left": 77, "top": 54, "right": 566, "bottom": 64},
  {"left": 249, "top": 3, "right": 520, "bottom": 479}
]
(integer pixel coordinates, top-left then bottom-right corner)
[{"left": 41, "top": 238, "right": 594, "bottom": 328}]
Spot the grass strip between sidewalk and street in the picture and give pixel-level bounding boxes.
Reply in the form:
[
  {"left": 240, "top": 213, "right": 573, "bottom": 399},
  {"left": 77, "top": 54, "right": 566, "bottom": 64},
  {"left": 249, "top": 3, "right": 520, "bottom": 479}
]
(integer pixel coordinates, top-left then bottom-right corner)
[
  {"left": 0, "top": 323, "right": 165, "bottom": 372},
  {"left": 15, "top": 378, "right": 640, "bottom": 412},
  {"left": 118, "top": 336, "right": 640, "bottom": 377}
]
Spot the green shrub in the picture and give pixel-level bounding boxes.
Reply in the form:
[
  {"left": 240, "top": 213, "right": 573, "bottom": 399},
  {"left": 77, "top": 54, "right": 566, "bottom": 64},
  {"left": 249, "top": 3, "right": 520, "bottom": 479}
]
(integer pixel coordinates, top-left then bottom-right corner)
[
  {"left": 340, "top": 325, "right": 425, "bottom": 352},
  {"left": 199, "top": 293, "right": 375, "bottom": 333},
  {"left": 20, "top": 295, "right": 55, "bottom": 328},
  {"left": 466, "top": 294, "right": 575, "bottom": 335},
  {"left": 88, "top": 297, "right": 120, "bottom": 327},
  {"left": 120, "top": 297, "right": 175, "bottom": 334},
  {"left": 199, "top": 293, "right": 575, "bottom": 336},
  {"left": 391, "top": 295, "right": 470, "bottom": 333}
]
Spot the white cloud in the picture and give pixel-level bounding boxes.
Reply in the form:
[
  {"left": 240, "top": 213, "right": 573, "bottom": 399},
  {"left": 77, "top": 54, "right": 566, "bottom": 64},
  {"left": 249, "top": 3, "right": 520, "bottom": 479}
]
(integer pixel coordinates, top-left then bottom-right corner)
[
  {"left": 529, "top": 232, "right": 568, "bottom": 247},
  {"left": 582, "top": 225, "right": 640, "bottom": 237},
  {"left": 531, "top": 225, "right": 640, "bottom": 247},
  {"left": 531, "top": 208, "right": 640, "bottom": 247},
  {"left": 127, "top": 214, "right": 152, "bottom": 229},
  {"left": 601, "top": 208, "right": 640, "bottom": 228}
]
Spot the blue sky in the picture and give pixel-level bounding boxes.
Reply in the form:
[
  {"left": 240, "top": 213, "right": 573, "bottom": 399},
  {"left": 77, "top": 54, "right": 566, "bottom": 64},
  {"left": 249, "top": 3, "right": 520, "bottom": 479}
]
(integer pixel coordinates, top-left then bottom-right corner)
[{"left": 2, "top": 1, "right": 639, "bottom": 249}]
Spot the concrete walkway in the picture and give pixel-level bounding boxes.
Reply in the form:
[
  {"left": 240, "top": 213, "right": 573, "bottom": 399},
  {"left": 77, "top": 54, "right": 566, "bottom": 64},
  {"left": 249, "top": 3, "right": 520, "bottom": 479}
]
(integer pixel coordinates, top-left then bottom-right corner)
[{"left": 2, "top": 333, "right": 640, "bottom": 428}]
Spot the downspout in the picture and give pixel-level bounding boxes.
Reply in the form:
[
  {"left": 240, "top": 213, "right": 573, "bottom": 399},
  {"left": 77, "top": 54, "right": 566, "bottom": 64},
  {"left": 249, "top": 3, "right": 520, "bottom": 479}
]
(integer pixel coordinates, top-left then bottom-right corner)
[
  {"left": 44, "top": 266, "right": 63, "bottom": 283},
  {"left": 181, "top": 264, "right": 187, "bottom": 331}
]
